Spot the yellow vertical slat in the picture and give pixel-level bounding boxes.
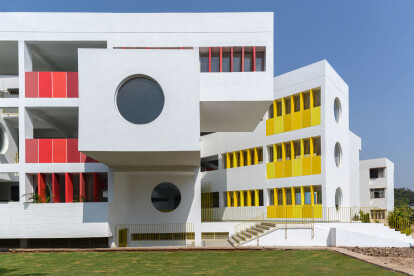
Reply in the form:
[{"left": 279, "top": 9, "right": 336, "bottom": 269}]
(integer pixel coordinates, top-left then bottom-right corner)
[
  {"left": 247, "top": 190, "right": 252, "bottom": 207},
  {"left": 301, "top": 139, "right": 304, "bottom": 158},
  {"left": 282, "top": 142, "right": 286, "bottom": 161},
  {"left": 282, "top": 188, "right": 286, "bottom": 206},
  {"left": 311, "top": 185, "right": 314, "bottom": 206},
  {"left": 239, "top": 150, "right": 244, "bottom": 166},
  {"left": 247, "top": 149, "right": 252, "bottom": 166},
  {"left": 291, "top": 187, "right": 295, "bottom": 206},
  {"left": 301, "top": 186, "right": 305, "bottom": 206},
  {"left": 240, "top": 190, "right": 245, "bottom": 207},
  {"left": 254, "top": 189, "right": 259, "bottom": 207},
  {"left": 274, "top": 188, "right": 278, "bottom": 206},
  {"left": 227, "top": 192, "right": 231, "bottom": 207},
  {"left": 254, "top": 147, "right": 259, "bottom": 165},
  {"left": 233, "top": 152, "right": 238, "bottom": 168},
  {"left": 310, "top": 89, "right": 314, "bottom": 108},
  {"left": 233, "top": 191, "right": 238, "bottom": 207},
  {"left": 300, "top": 91, "right": 304, "bottom": 111},
  {"left": 226, "top": 153, "right": 231, "bottom": 169},
  {"left": 273, "top": 100, "right": 277, "bottom": 118}
]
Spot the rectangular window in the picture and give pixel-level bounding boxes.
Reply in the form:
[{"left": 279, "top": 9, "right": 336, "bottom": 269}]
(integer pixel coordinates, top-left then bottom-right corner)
[
  {"left": 293, "top": 95, "right": 301, "bottom": 112},
  {"left": 223, "top": 192, "right": 227, "bottom": 207},
  {"left": 295, "top": 187, "right": 301, "bottom": 205},
  {"left": 268, "top": 189, "right": 274, "bottom": 206},
  {"left": 370, "top": 168, "right": 385, "bottom": 179},
  {"left": 251, "top": 190, "right": 256, "bottom": 206},
  {"left": 303, "top": 92, "right": 310, "bottom": 110},
  {"left": 201, "top": 155, "right": 219, "bottom": 172},
  {"left": 233, "top": 48, "right": 242, "bottom": 72},
  {"left": 200, "top": 53, "right": 209, "bottom": 72},
  {"left": 313, "top": 185, "right": 322, "bottom": 204},
  {"left": 303, "top": 139, "right": 310, "bottom": 157},
  {"left": 267, "top": 146, "right": 274, "bottom": 162},
  {"left": 211, "top": 50, "right": 220, "bottom": 72},
  {"left": 285, "top": 143, "right": 291, "bottom": 160},
  {"left": 285, "top": 188, "right": 292, "bottom": 205},
  {"left": 304, "top": 186, "right": 311, "bottom": 205},
  {"left": 276, "top": 144, "right": 283, "bottom": 162},
  {"left": 268, "top": 104, "right": 274, "bottom": 119},
  {"left": 294, "top": 141, "right": 301, "bottom": 159},
  {"left": 258, "top": 147, "right": 263, "bottom": 163},
  {"left": 277, "top": 189, "right": 283, "bottom": 205},
  {"left": 370, "top": 188, "right": 386, "bottom": 199},
  {"left": 276, "top": 100, "right": 282, "bottom": 117},
  {"left": 313, "top": 137, "right": 321, "bottom": 156},
  {"left": 285, "top": 98, "right": 291, "bottom": 114},
  {"left": 244, "top": 49, "right": 252, "bottom": 72},
  {"left": 222, "top": 154, "right": 227, "bottom": 169},
  {"left": 255, "top": 52, "right": 265, "bottom": 72},
  {"left": 222, "top": 51, "right": 231, "bottom": 72},
  {"left": 258, "top": 190, "right": 264, "bottom": 206},
  {"left": 313, "top": 89, "right": 321, "bottom": 107}
]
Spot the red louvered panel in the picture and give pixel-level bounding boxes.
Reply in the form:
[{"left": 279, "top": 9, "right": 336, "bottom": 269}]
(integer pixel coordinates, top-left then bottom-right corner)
[
  {"left": 25, "top": 139, "right": 38, "bottom": 163},
  {"left": 52, "top": 72, "right": 67, "bottom": 98},
  {"left": 67, "top": 139, "right": 80, "bottom": 163},
  {"left": 25, "top": 72, "right": 38, "bottom": 98},
  {"left": 39, "top": 72, "right": 52, "bottom": 98},
  {"left": 67, "top": 72, "right": 78, "bottom": 98},
  {"left": 38, "top": 139, "right": 52, "bottom": 163},
  {"left": 52, "top": 139, "right": 66, "bottom": 163}
]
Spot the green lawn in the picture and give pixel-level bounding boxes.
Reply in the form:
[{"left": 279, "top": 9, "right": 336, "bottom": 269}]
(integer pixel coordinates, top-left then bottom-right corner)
[{"left": 0, "top": 250, "right": 398, "bottom": 275}]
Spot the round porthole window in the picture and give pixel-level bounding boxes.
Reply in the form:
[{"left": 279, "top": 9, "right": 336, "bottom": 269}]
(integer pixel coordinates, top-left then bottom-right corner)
[
  {"left": 334, "top": 98, "right": 341, "bottom": 124},
  {"left": 116, "top": 75, "right": 165, "bottom": 124},
  {"left": 335, "top": 187, "right": 343, "bottom": 210},
  {"left": 0, "top": 125, "right": 8, "bottom": 154},
  {"left": 334, "top": 142, "right": 342, "bottom": 168},
  {"left": 151, "top": 182, "right": 181, "bottom": 212}
]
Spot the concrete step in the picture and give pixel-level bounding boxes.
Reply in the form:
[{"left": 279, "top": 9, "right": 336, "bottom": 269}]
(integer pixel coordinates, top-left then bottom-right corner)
[
  {"left": 251, "top": 226, "right": 265, "bottom": 233},
  {"left": 261, "top": 222, "right": 276, "bottom": 228},
  {"left": 246, "top": 228, "right": 259, "bottom": 236},
  {"left": 256, "top": 224, "right": 270, "bottom": 231},
  {"left": 227, "top": 237, "right": 237, "bottom": 246},
  {"left": 240, "top": 231, "right": 252, "bottom": 239}
]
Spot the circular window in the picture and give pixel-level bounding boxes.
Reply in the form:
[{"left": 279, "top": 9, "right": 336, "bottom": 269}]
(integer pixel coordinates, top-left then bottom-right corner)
[
  {"left": 116, "top": 75, "right": 165, "bottom": 124},
  {"left": 0, "top": 125, "right": 8, "bottom": 154},
  {"left": 334, "top": 98, "right": 341, "bottom": 124},
  {"left": 335, "top": 187, "right": 343, "bottom": 209},
  {"left": 151, "top": 182, "right": 181, "bottom": 212},
  {"left": 334, "top": 142, "right": 342, "bottom": 168}
]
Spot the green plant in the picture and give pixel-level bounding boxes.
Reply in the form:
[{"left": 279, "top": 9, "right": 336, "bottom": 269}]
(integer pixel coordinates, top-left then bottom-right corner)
[
  {"left": 23, "top": 192, "right": 53, "bottom": 203},
  {"left": 359, "top": 210, "right": 370, "bottom": 223},
  {"left": 352, "top": 214, "right": 360, "bottom": 221}
]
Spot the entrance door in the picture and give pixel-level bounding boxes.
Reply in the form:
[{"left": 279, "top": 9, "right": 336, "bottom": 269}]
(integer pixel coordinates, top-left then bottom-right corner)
[{"left": 118, "top": 228, "right": 128, "bottom": 247}]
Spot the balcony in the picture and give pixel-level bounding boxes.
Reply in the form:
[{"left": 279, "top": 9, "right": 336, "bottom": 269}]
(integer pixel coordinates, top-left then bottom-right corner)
[
  {"left": 25, "top": 138, "right": 97, "bottom": 163},
  {"left": 25, "top": 72, "right": 78, "bottom": 98}
]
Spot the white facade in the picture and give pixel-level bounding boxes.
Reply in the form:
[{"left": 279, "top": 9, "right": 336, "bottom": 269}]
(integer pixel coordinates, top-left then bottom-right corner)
[
  {"left": 360, "top": 158, "right": 394, "bottom": 211},
  {"left": 0, "top": 12, "right": 405, "bottom": 249}
]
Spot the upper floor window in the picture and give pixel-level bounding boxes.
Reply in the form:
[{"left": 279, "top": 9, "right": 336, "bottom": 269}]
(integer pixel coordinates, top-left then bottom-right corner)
[
  {"left": 370, "top": 188, "right": 385, "bottom": 199},
  {"left": 370, "top": 168, "right": 385, "bottom": 179},
  {"left": 313, "top": 89, "right": 321, "bottom": 107},
  {"left": 303, "top": 92, "right": 310, "bottom": 110},
  {"left": 199, "top": 46, "right": 265, "bottom": 73},
  {"left": 284, "top": 98, "right": 291, "bottom": 115},
  {"left": 313, "top": 137, "right": 321, "bottom": 156}
]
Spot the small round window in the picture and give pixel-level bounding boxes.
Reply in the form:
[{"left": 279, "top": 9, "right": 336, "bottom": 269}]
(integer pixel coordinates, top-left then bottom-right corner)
[
  {"left": 334, "top": 98, "right": 341, "bottom": 124},
  {"left": 116, "top": 75, "right": 164, "bottom": 124},
  {"left": 0, "top": 125, "right": 7, "bottom": 154},
  {"left": 151, "top": 182, "right": 181, "bottom": 212},
  {"left": 335, "top": 187, "right": 343, "bottom": 210},
  {"left": 334, "top": 142, "right": 342, "bottom": 168}
]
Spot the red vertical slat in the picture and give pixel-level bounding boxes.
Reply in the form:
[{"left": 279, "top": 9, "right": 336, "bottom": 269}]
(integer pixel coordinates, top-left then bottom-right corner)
[
  {"left": 39, "top": 139, "right": 52, "bottom": 163},
  {"left": 25, "top": 139, "right": 38, "bottom": 163},
  {"left": 65, "top": 173, "right": 73, "bottom": 203},
  {"left": 25, "top": 72, "right": 38, "bottom": 98},
  {"left": 67, "top": 72, "right": 79, "bottom": 98},
  {"left": 208, "top": 47, "right": 211, "bottom": 73},
  {"left": 80, "top": 173, "right": 86, "bottom": 202},
  {"left": 52, "top": 173, "right": 60, "bottom": 203},
  {"left": 52, "top": 72, "right": 67, "bottom": 98},
  {"left": 230, "top": 47, "right": 233, "bottom": 72},
  {"left": 93, "top": 173, "right": 100, "bottom": 202},
  {"left": 38, "top": 173, "right": 46, "bottom": 203},
  {"left": 53, "top": 139, "right": 66, "bottom": 163},
  {"left": 39, "top": 72, "right": 52, "bottom": 98},
  {"left": 241, "top": 46, "right": 245, "bottom": 72},
  {"left": 253, "top": 46, "right": 256, "bottom": 72},
  {"left": 219, "top": 47, "right": 222, "bottom": 72},
  {"left": 67, "top": 139, "right": 80, "bottom": 163}
]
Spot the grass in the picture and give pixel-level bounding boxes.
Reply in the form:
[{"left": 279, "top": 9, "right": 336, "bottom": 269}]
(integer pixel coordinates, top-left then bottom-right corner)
[{"left": 0, "top": 250, "right": 399, "bottom": 275}]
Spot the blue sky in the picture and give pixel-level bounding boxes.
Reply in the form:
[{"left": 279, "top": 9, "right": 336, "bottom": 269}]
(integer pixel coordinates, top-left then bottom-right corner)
[{"left": 2, "top": 0, "right": 413, "bottom": 189}]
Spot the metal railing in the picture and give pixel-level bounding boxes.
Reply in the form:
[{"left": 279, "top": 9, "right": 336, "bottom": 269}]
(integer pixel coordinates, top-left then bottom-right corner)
[
  {"left": 1, "top": 107, "right": 18, "bottom": 116},
  {"left": 0, "top": 90, "right": 19, "bottom": 98},
  {"left": 202, "top": 207, "right": 266, "bottom": 222},
  {"left": 388, "top": 213, "right": 412, "bottom": 236},
  {"left": 115, "top": 223, "right": 195, "bottom": 247}
]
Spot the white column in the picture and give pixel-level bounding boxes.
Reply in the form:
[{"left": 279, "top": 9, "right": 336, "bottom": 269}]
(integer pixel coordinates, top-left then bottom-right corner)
[{"left": 193, "top": 167, "right": 202, "bottom": 247}]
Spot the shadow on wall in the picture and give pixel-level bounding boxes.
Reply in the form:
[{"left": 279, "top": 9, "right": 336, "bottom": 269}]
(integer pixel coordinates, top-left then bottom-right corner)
[{"left": 83, "top": 202, "right": 109, "bottom": 223}]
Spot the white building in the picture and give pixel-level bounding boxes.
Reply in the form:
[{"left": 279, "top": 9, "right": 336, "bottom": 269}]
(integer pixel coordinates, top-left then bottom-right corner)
[{"left": 0, "top": 12, "right": 410, "bottom": 249}]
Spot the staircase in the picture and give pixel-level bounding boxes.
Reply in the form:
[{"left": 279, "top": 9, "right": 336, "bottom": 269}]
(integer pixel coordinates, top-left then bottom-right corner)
[{"left": 228, "top": 222, "right": 283, "bottom": 246}]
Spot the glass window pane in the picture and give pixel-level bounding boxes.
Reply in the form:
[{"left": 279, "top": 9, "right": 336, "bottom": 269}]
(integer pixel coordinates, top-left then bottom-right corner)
[
  {"left": 255, "top": 52, "right": 264, "bottom": 71},
  {"left": 233, "top": 52, "right": 241, "bottom": 72},
  {"left": 200, "top": 54, "right": 209, "bottom": 72},
  {"left": 244, "top": 51, "right": 252, "bottom": 72},
  {"left": 222, "top": 52, "right": 230, "bottom": 72},
  {"left": 211, "top": 53, "right": 220, "bottom": 72}
]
